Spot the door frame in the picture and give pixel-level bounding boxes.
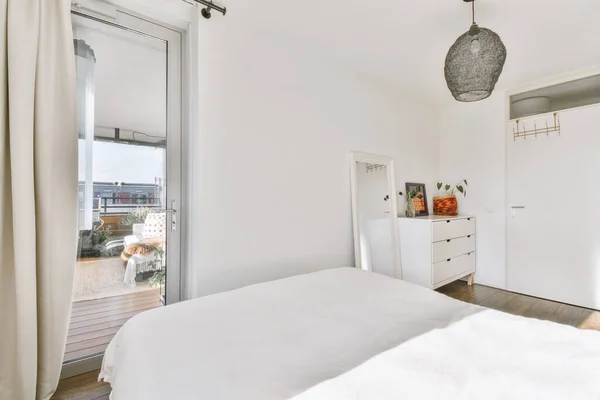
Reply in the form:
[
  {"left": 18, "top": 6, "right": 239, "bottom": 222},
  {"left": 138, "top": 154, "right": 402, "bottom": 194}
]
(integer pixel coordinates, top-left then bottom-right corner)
[{"left": 63, "top": 3, "right": 193, "bottom": 379}]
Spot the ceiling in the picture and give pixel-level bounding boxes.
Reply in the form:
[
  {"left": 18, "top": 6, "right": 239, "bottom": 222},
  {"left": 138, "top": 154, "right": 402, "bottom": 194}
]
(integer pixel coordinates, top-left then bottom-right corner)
[{"left": 230, "top": 0, "right": 600, "bottom": 105}]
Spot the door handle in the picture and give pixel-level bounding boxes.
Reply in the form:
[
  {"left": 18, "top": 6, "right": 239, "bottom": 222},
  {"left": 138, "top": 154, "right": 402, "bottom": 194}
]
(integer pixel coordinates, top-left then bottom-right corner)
[
  {"left": 164, "top": 200, "right": 177, "bottom": 232},
  {"left": 510, "top": 205, "right": 525, "bottom": 218}
]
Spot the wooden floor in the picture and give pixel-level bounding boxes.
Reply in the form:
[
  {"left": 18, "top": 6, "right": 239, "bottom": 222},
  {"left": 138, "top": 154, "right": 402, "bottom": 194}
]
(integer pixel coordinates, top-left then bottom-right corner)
[
  {"left": 64, "top": 288, "right": 162, "bottom": 363},
  {"left": 53, "top": 281, "right": 600, "bottom": 399},
  {"left": 53, "top": 370, "right": 111, "bottom": 400},
  {"left": 437, "top": 281, "right": 600, "bottom": 330}
]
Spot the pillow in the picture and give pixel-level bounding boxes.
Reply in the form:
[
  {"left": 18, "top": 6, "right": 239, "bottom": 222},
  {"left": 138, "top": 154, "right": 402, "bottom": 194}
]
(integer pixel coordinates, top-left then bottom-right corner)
[{"left": 142, "top": 212, "right": 166, "bottom": 238}]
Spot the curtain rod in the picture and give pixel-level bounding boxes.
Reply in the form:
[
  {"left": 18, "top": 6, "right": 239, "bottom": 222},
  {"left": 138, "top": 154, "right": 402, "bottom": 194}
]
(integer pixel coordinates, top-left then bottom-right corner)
[{"left": 186, "top": 0, "right": 227, "bottom": 18}]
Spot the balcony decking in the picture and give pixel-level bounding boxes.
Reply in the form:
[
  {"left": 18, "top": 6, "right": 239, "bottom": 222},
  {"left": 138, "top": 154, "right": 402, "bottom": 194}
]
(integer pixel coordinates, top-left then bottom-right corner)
[{"left": 64, "top": 288, "right": 162, "bottom": 363}]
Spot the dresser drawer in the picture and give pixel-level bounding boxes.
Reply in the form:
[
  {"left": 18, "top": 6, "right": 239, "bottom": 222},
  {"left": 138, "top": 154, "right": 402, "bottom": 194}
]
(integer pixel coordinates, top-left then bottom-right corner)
[
  {"left": 432, "top": 217, "right": 475, "bottom": 242},
  {"left": 432, "top": 252, "right": 475, "bottom": 285},
  {"left": 432, "top": 235, "right": 475, "bottom": 264}
]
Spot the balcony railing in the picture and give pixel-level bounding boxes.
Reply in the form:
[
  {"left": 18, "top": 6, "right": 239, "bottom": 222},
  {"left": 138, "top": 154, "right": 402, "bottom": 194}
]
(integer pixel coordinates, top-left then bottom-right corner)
[{"left": 97, "top": 196, "right": 162, "bottom": 214}]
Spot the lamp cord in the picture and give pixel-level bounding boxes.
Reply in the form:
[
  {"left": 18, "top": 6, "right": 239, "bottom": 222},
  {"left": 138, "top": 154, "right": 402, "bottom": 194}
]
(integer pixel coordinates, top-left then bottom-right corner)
[{"left": 472, "top": 1, "right": 475, "bottom": 24}]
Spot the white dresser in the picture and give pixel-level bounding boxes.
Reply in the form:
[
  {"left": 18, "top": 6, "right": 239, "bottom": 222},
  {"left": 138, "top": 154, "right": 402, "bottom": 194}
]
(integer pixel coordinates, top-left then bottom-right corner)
[{"left": 398, "top": 215, "right": 476, "bottom": 289}]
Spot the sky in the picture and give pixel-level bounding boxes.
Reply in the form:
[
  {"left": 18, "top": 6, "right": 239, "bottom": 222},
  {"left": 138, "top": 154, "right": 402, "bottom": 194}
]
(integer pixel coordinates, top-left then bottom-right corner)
[{"left": 79, "top": 140, "right": 165, "bottom": 184}]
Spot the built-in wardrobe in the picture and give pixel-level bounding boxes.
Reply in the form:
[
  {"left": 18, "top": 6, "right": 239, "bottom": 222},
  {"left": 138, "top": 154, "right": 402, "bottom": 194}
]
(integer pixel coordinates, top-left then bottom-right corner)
[{"left": 506, "top": 74, "right": 600, "bottom": 310}]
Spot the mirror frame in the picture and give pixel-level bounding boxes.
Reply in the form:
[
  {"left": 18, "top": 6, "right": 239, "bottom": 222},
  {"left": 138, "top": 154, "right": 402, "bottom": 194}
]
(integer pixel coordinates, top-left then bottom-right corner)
[{"left": 349, "top": 152, "right": 403, "bottom": 279}]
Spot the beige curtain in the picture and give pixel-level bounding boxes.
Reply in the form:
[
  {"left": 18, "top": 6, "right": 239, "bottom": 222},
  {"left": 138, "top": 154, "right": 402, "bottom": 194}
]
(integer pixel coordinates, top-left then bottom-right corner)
[{"left": 0, "top": 0, "right": 78, "bottom": 399}]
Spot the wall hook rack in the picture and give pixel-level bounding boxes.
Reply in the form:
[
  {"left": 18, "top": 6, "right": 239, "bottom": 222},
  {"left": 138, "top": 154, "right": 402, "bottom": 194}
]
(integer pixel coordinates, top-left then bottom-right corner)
[
  {"left": 513, "top": 112, "right": 560, "bottom": 141},
  {"left": 365, "top": 163, "right": 386, "bottom": 173}
]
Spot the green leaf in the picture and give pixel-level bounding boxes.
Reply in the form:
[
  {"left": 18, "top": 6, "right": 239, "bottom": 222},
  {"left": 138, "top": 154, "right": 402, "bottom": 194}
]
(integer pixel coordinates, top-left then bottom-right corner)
[
  {"left": 464, "top": 179, "right": 468, "bottom": 186},
  {"left": 464, "top": 190, "right": 467, "bottom": 197},
  {"left": 457, "top": 185, "right": 464, "bottom": 193},
  {"left": 437, "top": 182, "right": 442, "bottom": 190},
  {"left": 445, "top": 184, "right": 451, "bottom": 191}
]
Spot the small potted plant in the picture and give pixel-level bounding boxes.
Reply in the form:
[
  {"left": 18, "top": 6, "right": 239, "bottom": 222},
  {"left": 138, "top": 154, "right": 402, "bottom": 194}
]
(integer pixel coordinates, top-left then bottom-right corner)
[
  {"left": 148, "top": 247, "right": 166, "bottom": 287},
  {"left": 434, "top": 180, "right": 468, "bottom": 216}
]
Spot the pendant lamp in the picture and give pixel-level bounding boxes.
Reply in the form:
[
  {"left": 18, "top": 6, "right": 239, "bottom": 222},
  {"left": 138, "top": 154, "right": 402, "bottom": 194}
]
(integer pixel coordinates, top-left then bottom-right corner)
[{"left": 444, "top": 0, "right": 507, "bottom": 102}]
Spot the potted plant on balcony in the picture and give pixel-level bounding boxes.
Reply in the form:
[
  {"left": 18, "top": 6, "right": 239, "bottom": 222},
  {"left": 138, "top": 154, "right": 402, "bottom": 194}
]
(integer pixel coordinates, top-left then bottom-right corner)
[
  {"left": 434, "top": 180, "right": 468, "bottom": 216},
  {"left": 121, "top": 206, "right": 152, "bottom": 226},
  {"left": 148, "top": 247, "right": 166, "bottom": 287}
]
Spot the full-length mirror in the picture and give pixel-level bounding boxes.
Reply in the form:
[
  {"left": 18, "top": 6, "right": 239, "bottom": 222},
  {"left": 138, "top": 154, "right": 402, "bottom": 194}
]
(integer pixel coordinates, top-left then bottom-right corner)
[{"left": 350, "top": 152, "right": 402, "bottom": 278}]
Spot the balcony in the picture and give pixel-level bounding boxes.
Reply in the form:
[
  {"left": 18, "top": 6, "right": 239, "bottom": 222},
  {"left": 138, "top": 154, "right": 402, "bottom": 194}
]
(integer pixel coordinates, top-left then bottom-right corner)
[{"left": 69, "top": 192, "right": 165, "bottom": 363}]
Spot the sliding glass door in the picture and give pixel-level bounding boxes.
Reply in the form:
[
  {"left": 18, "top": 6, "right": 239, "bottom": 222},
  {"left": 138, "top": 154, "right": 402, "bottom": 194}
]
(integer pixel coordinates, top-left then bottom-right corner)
[{"left": 65, "top": 6, "right": 182, "bottom": 372}]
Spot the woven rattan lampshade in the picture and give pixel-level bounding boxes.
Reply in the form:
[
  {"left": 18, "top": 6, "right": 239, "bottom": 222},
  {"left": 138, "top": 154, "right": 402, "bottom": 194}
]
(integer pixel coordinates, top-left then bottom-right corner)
[{"left": 444, "top": 2, "right": 507, "bottom": 102}]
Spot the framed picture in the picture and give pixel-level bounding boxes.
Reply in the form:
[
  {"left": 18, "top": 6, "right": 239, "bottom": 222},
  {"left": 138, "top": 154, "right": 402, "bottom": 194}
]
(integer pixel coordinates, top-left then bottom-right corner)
[{"left": 405, "top": 182, "right": 429, "bottom": 216}]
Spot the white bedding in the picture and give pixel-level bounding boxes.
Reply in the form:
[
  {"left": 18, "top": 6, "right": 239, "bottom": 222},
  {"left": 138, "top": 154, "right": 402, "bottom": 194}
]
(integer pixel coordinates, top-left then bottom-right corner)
[
  {"left": 293, "top": 309, "right": 600, "bottom": 400},
  {"left": 100, "top": 268, "right": 478, "bottom": 399}
]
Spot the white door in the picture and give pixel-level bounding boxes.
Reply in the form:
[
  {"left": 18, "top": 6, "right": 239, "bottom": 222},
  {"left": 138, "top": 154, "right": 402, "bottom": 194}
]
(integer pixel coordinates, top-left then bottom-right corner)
[
  {"left": 506, "top": 107, "right": 600, "bottom": 310},
  {"left": 65, "top": 5, "right": 182, "bottom": 374}
]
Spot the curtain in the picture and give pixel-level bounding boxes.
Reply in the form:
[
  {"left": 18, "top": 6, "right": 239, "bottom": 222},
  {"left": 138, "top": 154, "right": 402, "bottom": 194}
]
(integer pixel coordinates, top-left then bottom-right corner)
[{"left": 0, "top": 0, "right": 78, "bottom": 399}]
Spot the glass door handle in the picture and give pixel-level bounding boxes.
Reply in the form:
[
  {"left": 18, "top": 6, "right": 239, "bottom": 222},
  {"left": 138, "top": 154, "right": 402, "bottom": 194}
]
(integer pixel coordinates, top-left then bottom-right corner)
[{"left": 165, "top": 200, "right": 177, "bottom": 231}]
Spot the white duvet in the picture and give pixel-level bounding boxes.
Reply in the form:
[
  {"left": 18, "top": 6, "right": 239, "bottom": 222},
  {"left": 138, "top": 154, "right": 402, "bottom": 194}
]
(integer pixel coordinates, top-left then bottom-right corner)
[
  {"left": 100, "top": 268, "right": 477, "bottom": 399},
  {"left": 293, "top": 309, "right": 600, "bottom": 400},
  {"left": 100, "top": 268, "right": 600, "bottom": 399}
]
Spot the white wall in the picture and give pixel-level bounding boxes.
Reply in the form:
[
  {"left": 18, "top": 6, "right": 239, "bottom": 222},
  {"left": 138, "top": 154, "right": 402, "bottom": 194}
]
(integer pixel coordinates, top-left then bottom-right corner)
[
  {"left": 190, "top": 15, "right": 440, "bottom": 297},
  {"left": 438, "top": 92, "right": 508, "bottom": 289}
]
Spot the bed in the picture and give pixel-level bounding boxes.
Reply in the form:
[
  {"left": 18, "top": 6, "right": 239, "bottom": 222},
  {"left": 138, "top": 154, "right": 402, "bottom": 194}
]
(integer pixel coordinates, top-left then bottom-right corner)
[{"left": 100, "top": 267, "right": 600, "bottom": 399}]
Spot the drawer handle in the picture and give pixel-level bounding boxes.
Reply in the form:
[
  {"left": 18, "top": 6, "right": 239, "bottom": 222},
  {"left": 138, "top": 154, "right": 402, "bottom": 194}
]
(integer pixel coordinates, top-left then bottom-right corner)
[
  {"left": 467, "top": 235, "right": 471, "bottom": 238},
  {"left": 446, "top": 220, "right": 450, "bottom": 223},
  {"left": 446, "top": 239, "right": 451, "bottom": 243},
  {"left": 467, "top": 218, "right": 471, "bottom": 221},
  {"left": 447, "top": 258, "right": 451, "bottom": 262}
]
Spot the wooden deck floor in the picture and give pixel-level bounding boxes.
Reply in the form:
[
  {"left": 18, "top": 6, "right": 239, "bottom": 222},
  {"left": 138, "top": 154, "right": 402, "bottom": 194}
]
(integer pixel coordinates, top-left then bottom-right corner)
[{"left": 64, "top": 288, "right": 162, "bottom": 363}]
